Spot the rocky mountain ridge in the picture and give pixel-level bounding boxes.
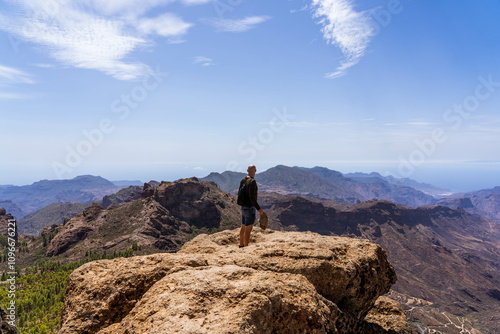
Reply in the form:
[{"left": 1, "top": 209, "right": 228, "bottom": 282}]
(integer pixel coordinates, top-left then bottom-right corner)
[{"left": 44, "top": 178, "right": 240, "bottom": 260}]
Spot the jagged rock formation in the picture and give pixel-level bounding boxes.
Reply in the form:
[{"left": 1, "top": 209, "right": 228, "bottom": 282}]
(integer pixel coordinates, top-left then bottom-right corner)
[
  {"left": 0, "top": 209, "right": 16, "bottom": 237},
  {"left": 100, "top": 185, "right": 142, "bottom": 209},
  {"left": 58, "top": 229, "right": 408, "bottom": 334},
  {"left": 46, "top": 178, "right": 240, "bottom": 259}
]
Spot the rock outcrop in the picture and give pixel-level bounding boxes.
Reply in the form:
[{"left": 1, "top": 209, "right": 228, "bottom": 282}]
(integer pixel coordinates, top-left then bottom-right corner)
[
  {"left": 101, "top": 185, "right": 142, "bottom": 209},
  {"left": 46, "top": 178, "right": 240, "bottom": 258},
  {"left": 59, "top": 229, "right": 407, "bottom": 334},
  {"left": 0, "top": 209, "right": 16, "bottom": 238}
]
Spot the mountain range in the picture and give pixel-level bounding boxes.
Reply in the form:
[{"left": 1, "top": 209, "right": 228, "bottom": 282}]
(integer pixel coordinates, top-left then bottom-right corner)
[
  {"left": 1, "top": 164, "right": 499, "bottom": 240},
  {"left": 202, "top": 165, "right": 442, "bottom": 207},
  {"left": 0, "top": 175, "right": 137, "bottom": 218},
  {"left": 202, "top": 165, "right": 500, "bottom": 225}
]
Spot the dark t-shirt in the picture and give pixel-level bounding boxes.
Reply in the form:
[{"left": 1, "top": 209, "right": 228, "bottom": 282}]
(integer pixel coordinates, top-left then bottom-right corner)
[{"left": 239, "top": 176, "right": 261, "bottom": 211}]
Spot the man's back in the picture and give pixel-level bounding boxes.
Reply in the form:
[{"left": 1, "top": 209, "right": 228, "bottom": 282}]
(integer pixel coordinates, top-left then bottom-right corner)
[{"left": 239, "top": 176, "right": 260, "bottom": 210}]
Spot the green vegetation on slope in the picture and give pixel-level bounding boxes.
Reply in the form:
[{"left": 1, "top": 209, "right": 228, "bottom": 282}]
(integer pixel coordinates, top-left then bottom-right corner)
[{"left": 0, "top": 248, "right": 140, "bottom": 333}]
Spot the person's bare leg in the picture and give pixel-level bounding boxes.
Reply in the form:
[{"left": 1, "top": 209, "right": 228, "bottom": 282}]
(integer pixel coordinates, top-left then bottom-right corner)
[
  {"left": 244, "top": 225, "right": 253, "bottom": 246},
  {"left": 239, "top": 225, "right": 245, "bottom": 247}
]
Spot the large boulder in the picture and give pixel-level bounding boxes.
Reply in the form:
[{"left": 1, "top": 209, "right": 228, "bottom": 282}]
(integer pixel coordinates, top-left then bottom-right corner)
[
  {"left": 179, "top": 229, "right": 397, "bottom": 319},
  {"left": 58, "top": 229, "right": 405, "bottom": 334}
]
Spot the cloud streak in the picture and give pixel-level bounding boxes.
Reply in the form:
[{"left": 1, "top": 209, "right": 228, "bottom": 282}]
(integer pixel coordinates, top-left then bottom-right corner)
[
  {"left": 311, "top": 0, "right": 374, "bottom": 78},
  {"left": 136, "top": 13, "right": 193, "bottom": 37},
  {"left": 0, "top": 64, "right": 34, "bottom": 100},
  {"left": 193, "top": 56, "right": 215, "bottom": 67},
  {"left": 0, "top": 65, "right": 34, "bottom": 84},
  {"left": 203, "top": 16, "right": 271, "bottom": 33},
  {"left": 0, "top": 92, "right": 32, "bottom": 100}
]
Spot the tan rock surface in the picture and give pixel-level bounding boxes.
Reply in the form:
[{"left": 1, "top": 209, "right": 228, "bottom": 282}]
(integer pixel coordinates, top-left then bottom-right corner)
[
  {"left": 59, "top": 253, "right": 208, "bottom": 334},
  {"left": 179, "top": 229, "right": 397, "bottom": 319},
  {"left": 99, "top": 265, "right": 346, "bottom": 334},
  {"left": 59, "top": 229, "right": 404, "bottom": 334},
  {"left": 364, "top": 296, "right": 412, "bottom": 333}
]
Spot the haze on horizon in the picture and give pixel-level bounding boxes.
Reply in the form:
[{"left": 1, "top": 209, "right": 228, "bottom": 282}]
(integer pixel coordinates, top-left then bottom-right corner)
[{"left": 1, "top": 0, "right": 499, "bottom": 192}]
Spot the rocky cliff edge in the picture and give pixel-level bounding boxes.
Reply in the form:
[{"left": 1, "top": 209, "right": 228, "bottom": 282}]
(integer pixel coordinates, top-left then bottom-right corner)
[{"left": 58, "top": 228, "right": 409, "bottom": 334}]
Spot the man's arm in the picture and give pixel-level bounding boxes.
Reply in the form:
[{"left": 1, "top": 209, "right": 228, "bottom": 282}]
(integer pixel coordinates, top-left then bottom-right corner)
[{"left": 248, "top": 180, "right": 264, "bottom": 215}]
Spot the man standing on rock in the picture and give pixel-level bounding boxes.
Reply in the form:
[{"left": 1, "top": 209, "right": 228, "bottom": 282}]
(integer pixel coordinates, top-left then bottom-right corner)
[{"left": 238, "top": 165, "right": 264, "bottom": 247}]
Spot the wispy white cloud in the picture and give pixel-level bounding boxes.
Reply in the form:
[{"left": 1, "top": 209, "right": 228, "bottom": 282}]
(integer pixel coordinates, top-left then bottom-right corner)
[
  {"left": 88, "top": 0, "right": 175, "bottom": 16},
  {"left": 193, "top": 56, "right": 215, "bottom": 67},
  {"left": 260, "top": 121, "right": 350, "bottom": 128},
  {"left": 167, "top": 38, "right": 187, "bottom": 44},
  {"left": 0, "top": 1, "right": 193, "bottom": 80},
  {"left": 0, "top": 65, "right": 34, "bottom": 84},
  {"left": 384, "top": 121, "right": 437, "bottom": 127},
  {"left": 203, "top": 16, "right": 271, "bottom": 33},
  {"left": 291, "top": 5, "right": 310, "bottom": 14},
  {"left": 32, "top": 63, "right": 56, "bottom": 68},
  {"left": 182, "top": 0, "right": 215, "bottom": 5},
  {"left": 0, "top": 92, "right": 32, "bottom": 100},
  {"left": 136, "top": 13, "right": 193, "bottom": 37},
  {"left": 88, "top": 0, "right": 212, "bottom": 16},
  {"left": 0, "top": 64, "right": 34, "bottom": 99},
  {"left": 311, "top": 0, "right": 374, "bottom": 78}
]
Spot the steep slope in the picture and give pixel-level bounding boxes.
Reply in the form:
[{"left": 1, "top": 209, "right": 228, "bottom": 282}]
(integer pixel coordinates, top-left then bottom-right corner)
[
  {"left": 0, "top": 175, "right": 123, "bottom": 216},
  {"left": 58, "top": 229, "right": 408, "bottom": 334},
  {"left": 17, "top": 202, "right": 87, "bottom": 236},
  {"left": 261, "top": 197, "right": 500, "bottom": 333},
  {"left": 45, "top": 178, "right": 240, "bottom": 261}
]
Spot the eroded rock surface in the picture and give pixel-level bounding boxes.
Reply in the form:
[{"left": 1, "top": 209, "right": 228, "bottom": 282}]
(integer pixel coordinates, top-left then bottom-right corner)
[{"left": 59, "top": 229, "right": 406, "bottom": 334}]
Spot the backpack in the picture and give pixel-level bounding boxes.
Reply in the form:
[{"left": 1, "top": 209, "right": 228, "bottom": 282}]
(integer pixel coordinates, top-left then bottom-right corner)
[{"left": 237, "top": 178, "right": 250, "bottom": 205}]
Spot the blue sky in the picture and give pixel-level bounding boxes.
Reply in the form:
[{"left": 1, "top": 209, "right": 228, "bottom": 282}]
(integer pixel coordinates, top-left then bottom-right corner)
[{"left": 1, "top": 0, "right": 500, "bottom": 191}]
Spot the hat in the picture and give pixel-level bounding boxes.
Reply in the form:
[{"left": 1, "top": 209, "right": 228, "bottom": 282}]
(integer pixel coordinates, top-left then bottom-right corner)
[{"left": 259, "top": 212, "right": 268, "bottom": 230}]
